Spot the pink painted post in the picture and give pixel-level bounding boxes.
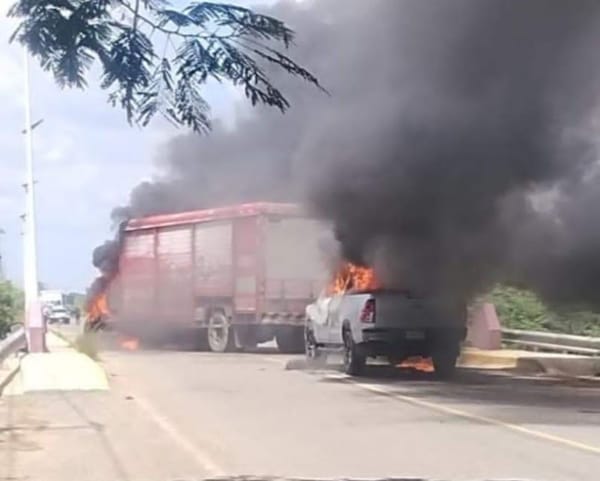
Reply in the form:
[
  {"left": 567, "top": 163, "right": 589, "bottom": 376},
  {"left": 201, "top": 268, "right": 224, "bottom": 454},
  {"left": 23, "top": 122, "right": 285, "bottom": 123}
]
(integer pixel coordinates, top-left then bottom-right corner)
[{"left": 466, "top": 302, "right": 502, "bottom": 349}]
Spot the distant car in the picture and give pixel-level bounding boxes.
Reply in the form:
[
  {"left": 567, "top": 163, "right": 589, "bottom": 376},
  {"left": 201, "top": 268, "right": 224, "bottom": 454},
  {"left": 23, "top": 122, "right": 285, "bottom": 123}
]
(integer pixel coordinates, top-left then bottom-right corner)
[
  {"left": 48, "top": 306, "right": 70, "bottom": 324},
  {"left": 305, "top": 288, "right": 467, "bottom": 377}
]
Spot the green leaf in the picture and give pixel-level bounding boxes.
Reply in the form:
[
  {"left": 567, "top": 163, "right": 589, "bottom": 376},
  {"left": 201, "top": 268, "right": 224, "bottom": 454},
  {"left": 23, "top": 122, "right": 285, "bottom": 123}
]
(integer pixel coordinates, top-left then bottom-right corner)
[{"left": 156, "top": 9, "right": 195, "bottom": 28}]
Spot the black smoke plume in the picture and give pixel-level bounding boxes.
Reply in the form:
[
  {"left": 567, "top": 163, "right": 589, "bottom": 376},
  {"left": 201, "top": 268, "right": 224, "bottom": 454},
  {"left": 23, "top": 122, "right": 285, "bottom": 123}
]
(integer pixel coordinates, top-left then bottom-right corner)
[
  {"left": 86, "top": 223, "right": 126, "bottom": 309},
  {"left": 100, "top": 0, "right": 600, "bottom": 309}
]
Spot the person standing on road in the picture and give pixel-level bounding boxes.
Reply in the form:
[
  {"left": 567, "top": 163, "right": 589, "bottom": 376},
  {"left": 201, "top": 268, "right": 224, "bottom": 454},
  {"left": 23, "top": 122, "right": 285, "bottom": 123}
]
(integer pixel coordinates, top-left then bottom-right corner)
[{"left": 42, "top": 304, "right": 51, "bottom": 324}]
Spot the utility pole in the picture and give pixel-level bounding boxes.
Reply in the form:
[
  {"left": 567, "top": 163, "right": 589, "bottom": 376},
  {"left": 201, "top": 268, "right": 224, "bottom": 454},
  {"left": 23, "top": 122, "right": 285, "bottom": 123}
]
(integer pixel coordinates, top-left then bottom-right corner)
[{"left": 22, "top": 49, "right": 45, "bottom": 353}]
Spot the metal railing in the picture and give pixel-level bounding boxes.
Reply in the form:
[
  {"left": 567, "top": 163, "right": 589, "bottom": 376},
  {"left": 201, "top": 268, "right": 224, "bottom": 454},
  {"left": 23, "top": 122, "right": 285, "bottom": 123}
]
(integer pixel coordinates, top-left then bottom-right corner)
[
  {"left": 502, "top": 328, "right": 600, "bottom": 356},
  {"left": 0, "top": 327, "right": 26, "bottom": 364}
]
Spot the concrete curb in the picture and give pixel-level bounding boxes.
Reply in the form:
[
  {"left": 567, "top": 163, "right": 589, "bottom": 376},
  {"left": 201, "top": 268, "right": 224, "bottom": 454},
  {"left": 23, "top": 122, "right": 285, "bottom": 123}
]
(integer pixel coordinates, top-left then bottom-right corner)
[
  {"left": 460, "top": 347, "right": 600, "bottom": 376},
  {"left": 20, "top": 350, "right": 109, "bottom": 392},
  {"left": 5, "top": 331, "right": 110, "bottom": 393},
  {"left": 529, "top": 356, "right": 600, "bottom": 377},
  {"left": 459, "top": 349, "right": 522, "bottom": 370}
]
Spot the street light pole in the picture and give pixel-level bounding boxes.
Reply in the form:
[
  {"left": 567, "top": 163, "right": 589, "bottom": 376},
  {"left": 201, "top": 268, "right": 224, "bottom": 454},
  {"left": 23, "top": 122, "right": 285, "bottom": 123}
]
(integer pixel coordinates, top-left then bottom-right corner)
[{"left": 22, "top": 48, "right": 45, "bottom": 353}]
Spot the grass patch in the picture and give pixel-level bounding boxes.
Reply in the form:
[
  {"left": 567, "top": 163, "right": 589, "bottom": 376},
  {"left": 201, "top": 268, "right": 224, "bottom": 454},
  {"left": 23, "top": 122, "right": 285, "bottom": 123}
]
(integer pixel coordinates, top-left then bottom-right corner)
[{"left": 73, "top": 332, "right": 100, "bottom": 361}]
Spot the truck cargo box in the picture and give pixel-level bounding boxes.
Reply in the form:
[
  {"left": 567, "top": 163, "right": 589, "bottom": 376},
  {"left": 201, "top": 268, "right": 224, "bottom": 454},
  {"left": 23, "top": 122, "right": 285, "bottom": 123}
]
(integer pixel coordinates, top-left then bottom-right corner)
[{"left": 108, "top": 202, "right": 331, "bottom": 353}]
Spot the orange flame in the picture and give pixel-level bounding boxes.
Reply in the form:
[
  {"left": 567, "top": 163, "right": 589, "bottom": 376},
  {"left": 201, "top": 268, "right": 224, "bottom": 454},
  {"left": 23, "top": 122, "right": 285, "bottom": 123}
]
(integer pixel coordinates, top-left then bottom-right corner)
[
  {"left": 85, "top": 290, "right": 111, "bottom": 331},
  {"left": 119, "top": 337, "right": 139, "bottom": 351},
  {"left": 398, "top": 356, "right": 434, "bottom": 373},
  {"left": 329, "top": 262, "right": 380, "bottom": 294},
  {"left": 87, "top": 292, "right": 109, "bottom": 319}
]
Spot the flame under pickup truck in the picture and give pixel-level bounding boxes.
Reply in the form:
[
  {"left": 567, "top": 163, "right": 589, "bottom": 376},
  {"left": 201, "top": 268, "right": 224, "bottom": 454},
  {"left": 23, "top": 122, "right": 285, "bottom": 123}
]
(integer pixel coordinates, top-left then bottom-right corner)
[{"left": 305, "top": 288, "right": 466, "bottom": 377}]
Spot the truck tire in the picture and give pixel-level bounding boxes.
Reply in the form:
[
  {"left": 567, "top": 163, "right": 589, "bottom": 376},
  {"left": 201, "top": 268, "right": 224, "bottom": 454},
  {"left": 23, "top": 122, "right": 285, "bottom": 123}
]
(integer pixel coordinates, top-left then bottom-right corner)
[
  {"left": 432, "top": 345, "right": 459, "bottom": 379},
  {"left": 234, "top": 325, "right": 258, "bottom": 351},
  {"left": 276, "top": 326, "right": 305, "bottom": 354},
  {"left": 208, "top": 311, "right": 235, "bottom": 353},
  {"left": 196, "top": 328, "right": 209, "bottom": 351},
  {"left": 343, "top": 328, "right": 366, "bottom": 376},
  {"left": 304, "top": 326, "right": 323, "bottom": 362}
]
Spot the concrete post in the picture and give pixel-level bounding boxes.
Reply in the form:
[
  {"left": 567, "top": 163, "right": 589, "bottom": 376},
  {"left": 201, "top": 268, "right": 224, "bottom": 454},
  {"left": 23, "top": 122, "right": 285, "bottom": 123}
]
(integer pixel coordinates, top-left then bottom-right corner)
[{"left": 22, "top": 49, "right": 46, "bottom": 353}]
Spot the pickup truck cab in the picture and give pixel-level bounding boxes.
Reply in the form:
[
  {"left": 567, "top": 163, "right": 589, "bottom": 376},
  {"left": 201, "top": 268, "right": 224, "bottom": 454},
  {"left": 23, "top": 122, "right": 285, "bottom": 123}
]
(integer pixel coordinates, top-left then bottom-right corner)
[{"left": 305, "top": 287, "right": 466, "bottom": 377}]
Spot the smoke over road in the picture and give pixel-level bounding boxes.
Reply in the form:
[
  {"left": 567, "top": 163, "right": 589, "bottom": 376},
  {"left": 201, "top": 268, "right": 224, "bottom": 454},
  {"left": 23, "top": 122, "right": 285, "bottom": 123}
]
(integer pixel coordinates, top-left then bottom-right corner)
[{"left": 104, "top": 0, "right": 600, "bottom": 309}]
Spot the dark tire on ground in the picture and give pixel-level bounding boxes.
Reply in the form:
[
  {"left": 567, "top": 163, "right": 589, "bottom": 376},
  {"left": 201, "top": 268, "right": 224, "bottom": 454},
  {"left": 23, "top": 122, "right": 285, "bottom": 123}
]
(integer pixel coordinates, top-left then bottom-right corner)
[
  {"left": 234, "top": 325, "right": 258, "bottom": 351},
  {"left": 276, "top": 326, "right": 305, "bottom": 354},
  {"left": 196, "top": 328, "right": 209, "bottom": 351},
  {"left": 304, "top": 325, "right": 323, "bottom": 363},
  {"left": 208, "top": 311, "right": 235, "bottom": 353},
  {"left": 432, "top": 345, "right": 459, "bottom": 379},
  {"left": 343, "top": 328, "right": 366, "bottom": 376}
]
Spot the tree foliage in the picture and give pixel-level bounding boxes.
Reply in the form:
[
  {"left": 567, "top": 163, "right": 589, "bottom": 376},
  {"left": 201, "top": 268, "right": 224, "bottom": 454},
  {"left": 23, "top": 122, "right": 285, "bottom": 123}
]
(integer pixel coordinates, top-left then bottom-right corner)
[
  {"left": 0, "top": 281, "right": 23, "bottom": 339},
  {"left": 9, "top": 0, "right": 322, "bottom": 132}
]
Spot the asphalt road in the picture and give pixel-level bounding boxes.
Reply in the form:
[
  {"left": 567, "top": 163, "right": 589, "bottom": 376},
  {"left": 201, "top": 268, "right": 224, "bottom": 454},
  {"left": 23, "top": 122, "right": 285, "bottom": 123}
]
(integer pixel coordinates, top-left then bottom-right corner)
[{"left": 2, "top": 344, "right": 600, "bottom": 481}]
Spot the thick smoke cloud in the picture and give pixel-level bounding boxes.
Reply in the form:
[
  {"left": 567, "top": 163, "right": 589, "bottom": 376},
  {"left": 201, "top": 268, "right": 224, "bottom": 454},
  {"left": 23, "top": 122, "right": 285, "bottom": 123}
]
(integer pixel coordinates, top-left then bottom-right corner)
[{"left": 107, "top": 0, "right": 600, "bottom": 309}]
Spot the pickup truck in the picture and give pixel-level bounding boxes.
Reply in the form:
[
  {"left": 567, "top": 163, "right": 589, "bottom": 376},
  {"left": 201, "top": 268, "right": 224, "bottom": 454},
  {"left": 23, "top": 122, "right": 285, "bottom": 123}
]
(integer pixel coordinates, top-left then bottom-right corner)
[
  {"left": 305, "top": 288, "right": 466, "bottom": 377},
  {"left": 47, "top": 305, "right": 71, "bottom": 324}
]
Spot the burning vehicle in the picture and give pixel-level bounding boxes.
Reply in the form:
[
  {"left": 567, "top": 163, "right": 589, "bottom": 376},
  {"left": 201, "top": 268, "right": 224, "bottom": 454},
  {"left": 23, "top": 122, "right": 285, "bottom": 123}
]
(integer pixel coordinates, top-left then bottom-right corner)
[
  {"left": 305, "top": 262, "right": 466, "bottom": 377},
  {"left": 85, "top": 288, "right": 110, "bottom": 332},
  {"left": 87, "top": 202, "right": 330, "bottom": 353}
]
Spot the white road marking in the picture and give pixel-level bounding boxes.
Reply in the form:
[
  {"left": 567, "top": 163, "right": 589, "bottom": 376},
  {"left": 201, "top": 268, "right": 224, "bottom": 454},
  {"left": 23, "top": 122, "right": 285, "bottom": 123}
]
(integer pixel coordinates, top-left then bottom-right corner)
[
  {"left": 329, "top": 374, "right": 600, "bottom": 456},
  {"left": 132, "top": 393, "right": 224, "bottom": 475}
]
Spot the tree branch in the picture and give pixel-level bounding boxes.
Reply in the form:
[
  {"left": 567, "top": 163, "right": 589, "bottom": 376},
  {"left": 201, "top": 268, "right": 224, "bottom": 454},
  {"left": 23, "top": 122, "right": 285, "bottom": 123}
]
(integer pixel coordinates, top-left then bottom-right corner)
[
  {"left": 132, "top": 0, "right": 140, "bottom": 32},
  {"left": 120, "top": 1, "right": 234, "bottom": 40},
  {"left": 9, "top": 0, "right": 322, "bottom": 131}
]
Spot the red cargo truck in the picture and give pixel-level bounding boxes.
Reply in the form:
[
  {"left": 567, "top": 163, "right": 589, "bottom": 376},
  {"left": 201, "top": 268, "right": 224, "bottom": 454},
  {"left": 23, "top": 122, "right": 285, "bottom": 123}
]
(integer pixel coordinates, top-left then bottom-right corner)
[{"left": 107, "top": 202, "right": 330, "bottom": 353}]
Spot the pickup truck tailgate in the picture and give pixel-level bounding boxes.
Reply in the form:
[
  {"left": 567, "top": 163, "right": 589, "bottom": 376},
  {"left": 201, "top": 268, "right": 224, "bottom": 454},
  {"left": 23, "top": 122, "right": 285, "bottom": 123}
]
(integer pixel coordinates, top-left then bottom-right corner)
[{"left": 372, "top": 292, "right": 465, "bottom": 329}]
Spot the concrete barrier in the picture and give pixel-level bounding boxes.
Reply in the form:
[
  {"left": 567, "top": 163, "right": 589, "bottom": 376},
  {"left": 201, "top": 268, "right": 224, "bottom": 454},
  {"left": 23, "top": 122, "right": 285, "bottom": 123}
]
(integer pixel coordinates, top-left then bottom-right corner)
[{"left": 466, "top": 303, "right": 502, "bottom": 349}]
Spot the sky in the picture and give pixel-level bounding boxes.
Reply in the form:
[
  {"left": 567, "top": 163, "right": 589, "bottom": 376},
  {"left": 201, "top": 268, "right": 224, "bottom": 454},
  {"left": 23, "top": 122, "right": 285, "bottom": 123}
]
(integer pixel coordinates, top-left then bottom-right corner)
[{"left": 0, "top": 0, "right": 279, "bottom": 292}]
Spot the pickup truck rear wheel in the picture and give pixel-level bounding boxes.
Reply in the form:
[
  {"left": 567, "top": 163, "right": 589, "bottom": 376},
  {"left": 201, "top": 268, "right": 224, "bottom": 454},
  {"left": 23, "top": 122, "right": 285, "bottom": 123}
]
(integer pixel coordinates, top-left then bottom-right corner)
[
  {"left": 276, "top": 326, "right": 305, "bottom": 354},
  {"left": 208, "top": 311, "right": 235, "bottom": 353},
  {"left": 432, "top": 347, "right": 459, "bottom": 379},
  {"left": 343, "top": 328, "right": 366, "bottom": 376}
]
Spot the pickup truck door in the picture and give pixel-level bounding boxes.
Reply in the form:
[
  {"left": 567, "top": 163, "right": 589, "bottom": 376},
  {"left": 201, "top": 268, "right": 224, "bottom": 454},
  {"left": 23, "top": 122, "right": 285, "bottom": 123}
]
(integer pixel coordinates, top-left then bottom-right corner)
[
  {"left": 307, "top": 291, "right": 332, "bottom": 342},
  {"left": 326, "top": 292, "right": 345, "bottom": 345}
]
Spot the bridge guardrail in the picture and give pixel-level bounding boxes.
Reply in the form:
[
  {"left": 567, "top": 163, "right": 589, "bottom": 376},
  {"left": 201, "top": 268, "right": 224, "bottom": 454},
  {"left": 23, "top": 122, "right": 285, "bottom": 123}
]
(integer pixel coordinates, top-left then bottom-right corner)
[
  {"left": 502, "top": 328, "right": 600, "bottom": 356},
  {"left": 0, "top": 327, "right": 26, "bottom": 364}
]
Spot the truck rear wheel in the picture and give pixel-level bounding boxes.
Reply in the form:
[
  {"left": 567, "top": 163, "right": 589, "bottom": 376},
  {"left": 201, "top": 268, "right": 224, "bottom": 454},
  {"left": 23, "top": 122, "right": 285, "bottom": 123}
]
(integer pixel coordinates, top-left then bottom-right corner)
[
  {"left": 208, "top": 311, "right": 235, "bottom": 353},
  {"left": 234, "top": 325, "right": 258, "bottom": 351},
  {"left": 276, "top": 326, "right": 305, "bottom": 354},
  {"left": 432, "top": 345, "right": 459, "bottom": 379},
  {"left": 196, "top": 328, "right": 209, "bottom": 351},
  {"left": 343, "top": 328, "right": 366, "bottom": 376}
]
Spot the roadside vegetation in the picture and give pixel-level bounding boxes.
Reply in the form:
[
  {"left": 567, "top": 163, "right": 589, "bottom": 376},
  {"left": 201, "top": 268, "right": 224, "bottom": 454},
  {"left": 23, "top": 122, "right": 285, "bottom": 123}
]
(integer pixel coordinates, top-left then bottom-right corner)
[
  {"left": 0, "top": 281, "right": 23, "bottom": 339},
  {"left": 489, "top": 285, "right": 600, "bottom": 337},
  {"left": 74, "top": 332, "right": 100, "bottom": 361}
]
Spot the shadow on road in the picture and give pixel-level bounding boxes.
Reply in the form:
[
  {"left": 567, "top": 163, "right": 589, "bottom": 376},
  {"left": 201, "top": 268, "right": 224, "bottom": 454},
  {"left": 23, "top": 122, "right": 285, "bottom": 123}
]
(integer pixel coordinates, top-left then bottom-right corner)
[{"left": 287, "top": 358, "right": 600, "bottom": 425}]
